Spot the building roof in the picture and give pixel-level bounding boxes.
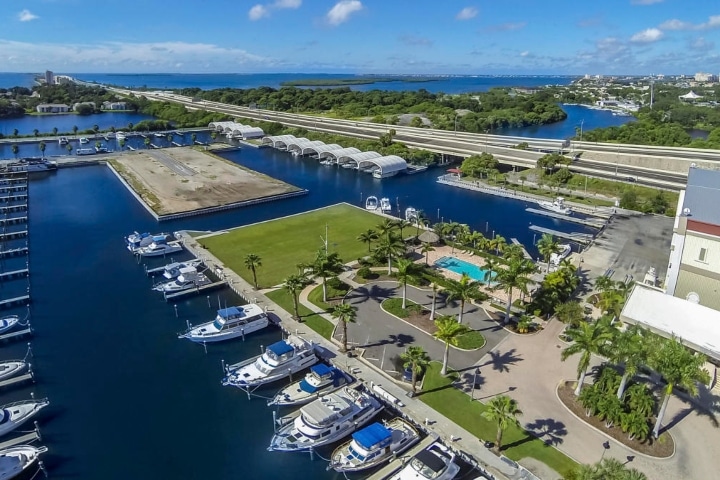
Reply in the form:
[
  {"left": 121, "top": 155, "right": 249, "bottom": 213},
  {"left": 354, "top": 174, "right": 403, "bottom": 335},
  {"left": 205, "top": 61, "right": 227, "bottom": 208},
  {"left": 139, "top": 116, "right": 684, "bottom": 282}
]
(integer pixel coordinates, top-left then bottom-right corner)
[
  {"left": 620, "top": 283, "right": 720, "bottom": 360},
  {"left": 681, "top": 167, "right": 720, "bottom": 226},
  {"left": 357, "top": 155, "right": 408, "bottom": 175},
  {"left": 679, "top": 91, "right": 703, "bottom": 99},
  {"left": 318, "top": 147, "right": 361, "bottom": 160}
]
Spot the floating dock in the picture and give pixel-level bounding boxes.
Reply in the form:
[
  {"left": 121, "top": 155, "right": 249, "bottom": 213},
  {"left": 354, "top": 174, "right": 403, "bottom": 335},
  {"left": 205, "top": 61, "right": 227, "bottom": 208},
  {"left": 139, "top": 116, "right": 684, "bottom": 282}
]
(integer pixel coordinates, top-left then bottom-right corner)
[
  {"left": 0, "top": 205, "right": 27, "bottom": 214},
  {"left": 0, "top": 185, "right": 27, "bottom": 194},
  {"left": 0, "top": 247, "right": 28, "bottom": 258},
  {"left": 0, "top": 295, "right": 30, "bottom": 309},
  {"left": 529, "top": 225, "right": 594, "bottom": 244},
  {"left": 367, "top": 434, "right": 437, "bottom": 480},
  {"left": 0, "top": 217, "right": 27, "bottom": 227},
  {"left": 0, "top": 326, "right": 32, "bottom": 341},
  {"left": 509, "top": 238, "right": 533, "bottom": 260},
  {"left": 525, "top": 208, "right": 606, "bottom": 228},
  {"left": 0, "top": 269, "right": 29, "bottom": 282},
  {"left": 0, "top": 371, "right": 34, "bottom": 390},
  {"left": 0, "top": 195, "right": 27, "bottom": 203},
  {"left": 0, "top": 230, "right": 28, "bottom": 242},
  {"left": 163, "top": 280, "right": 227, "bottom": 301}
]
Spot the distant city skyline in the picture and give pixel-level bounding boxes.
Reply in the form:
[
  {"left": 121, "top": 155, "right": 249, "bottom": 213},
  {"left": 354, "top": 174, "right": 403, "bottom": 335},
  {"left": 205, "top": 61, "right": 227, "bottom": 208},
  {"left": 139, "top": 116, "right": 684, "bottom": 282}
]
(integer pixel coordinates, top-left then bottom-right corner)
[{"left": 1, "top": 0, "right": 719, "bottom": 75}]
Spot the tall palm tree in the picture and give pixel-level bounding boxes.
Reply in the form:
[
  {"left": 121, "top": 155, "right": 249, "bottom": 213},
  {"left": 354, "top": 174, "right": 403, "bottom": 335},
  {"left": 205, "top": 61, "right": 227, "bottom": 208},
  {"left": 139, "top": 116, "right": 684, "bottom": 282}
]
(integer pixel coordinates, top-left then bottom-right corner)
[
  {"left": 593, "top": 275, "right": 615, "bottom": 293},
  {"left": 489, "top": 234, "right": 507, "bottom": 256},
  {"left": 561, "top": 318, "right": 616, "bottom": 396},
  {"left": 52, "top": 127, "right": 58, "bottom": 137},
  {"left": 651, "top": 337, "right": 710, "bottom": 438},
  {"left": 373, "top": 235, "right": 405, "bottom": 275},
  {"left": 313, "top": 250, "right": 344, "bottom": 302},
  {"left": 356, "top": 229, "right": 379, "bottom": 253},
  {"left": 536, "top": 233, "right": 560, "bottom": 272},
  {"left": 420, "top": 242, "right": 435, "bottom": 265},
  {"left": 331, "top": 303, "right": 357, "bottom": 352},
  {"left": 32, "top": 129, "right": 39, "bottom": 138},
  {"left": 244, "top": 253, "right": 262, "bottom": 289},
  {"left": 429, "top": 283, "right": 439, "bottom": 321},
  {"left": 284, "top": 273, "right": 309, "bottom": 320},
  {"left": 191, "top": 133, "right": 197, "bottom": 145},
  {"left": 144, "top": 137, "right": 151, "bottom": 149},
  {"left": 609, "top": 326, "right": 648, "bottom": 399},
  {"left": 467, "top": 231, "right": 485, "bottom": 250},
  {"left": 395, "top": 219, "right": 412, "bottom": 240},
  {"left": 72, "top": 125, "right": 78, "bottom": 136},
  {"left": 503, "top": 244, "right": 525, "bottom": 262},
  {"left": 433, "top": 315, "right": 470, "bottom": 375},
  {"left": 12, "top": 129, "right": 18, "bottom": 138},
  {"left": 38, "top": 141, "right": 46, "bottom": 159},
  {"left": 445, "top": 273, "right": 481, "bottom": 324},
  {"left": 400, "top": 346, "right": 430, "bottom": 394},
  {"left": 376, "top": 218, "right": 396, "bottom": 241},
  {"left": 481, "top": 395, "right": 522, "bottom": 454},
  {"left": 395, "top": 258, "right": 417, "bottom": 309},
  {"left": 66, "top": 144, "right": 73, "bottom": 155},
  {"left": 494, "top": 259, "right": 536, "bottom": 324},
  {"left": 11, "top": 145, "right": 18, "bottom": 159}
]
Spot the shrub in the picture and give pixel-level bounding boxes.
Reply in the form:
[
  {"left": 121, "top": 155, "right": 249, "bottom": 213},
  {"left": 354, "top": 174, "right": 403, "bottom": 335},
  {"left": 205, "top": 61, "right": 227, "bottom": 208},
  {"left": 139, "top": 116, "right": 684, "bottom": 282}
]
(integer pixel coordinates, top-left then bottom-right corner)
[{"left": 357, "top": 267, "right": 372, "bottom": 279}]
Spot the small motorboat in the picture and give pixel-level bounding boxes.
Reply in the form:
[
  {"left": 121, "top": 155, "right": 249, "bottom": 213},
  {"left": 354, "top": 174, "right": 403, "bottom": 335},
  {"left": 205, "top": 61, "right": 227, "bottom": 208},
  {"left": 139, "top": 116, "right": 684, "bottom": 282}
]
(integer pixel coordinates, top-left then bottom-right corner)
[
  {"left": 136, "top": 241, "right": 183, "bottom": 258},
  {"left": 365, "top": 196, "right": 378, "bottom": 211},
  {"left": 0, "top": 398, "right": 49, "bottom": 438},
  {"left": 0, "top": 361, "right": 27, "bottom": 383},
  {"left": 153, "top": 266, "right": 210, "bottom": 293},
  {"left": 380, "top": 197, "right": 392, "bottom": 213},
  {"left": 405, "top": 207, "right": 418, "bottom": 223},
  {"left": 268, "top": 364, "right": 352, "bottom": 407},
  {"left": 537, "top": 197, "right": 572, "bottom": 215},
  {"left": 58, "top": 137, "right": 68, "bottom": 146},
  {"left": 330, "top": 418, "right": 420, "bottom": 472},
  {"left": 79, "top": 137, "right": 89, "bottom": 144},
  {"left": 0, "top": 445, "right": 48, "bottom": 480},
  {"left": 0, "top": 316, "right": 20, "bottom": 335},
  {"left": 550, "top": 244, "right": 572, "bottom": 265}
]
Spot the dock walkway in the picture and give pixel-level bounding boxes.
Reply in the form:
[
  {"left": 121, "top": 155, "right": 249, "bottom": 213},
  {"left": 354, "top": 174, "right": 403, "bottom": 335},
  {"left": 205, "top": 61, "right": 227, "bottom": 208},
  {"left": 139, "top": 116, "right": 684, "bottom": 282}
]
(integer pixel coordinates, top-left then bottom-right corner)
[
  {"left": 0, "top": 269, "right": 29, "bottom": 282},
  {"left": 528, "top": 225, "right": 594, "bottom": 244},
  {"left": 509, "top": 238, "right": 533, "bottom": 260},
  {"left": 163, "top": 280, "right": 227, "bottom": 301},
  {"left": 525, "top": 208, "right": 606, "bottom": 228},
  {"left": 0, "top": 372, "right": 34, "bottom": 390}
]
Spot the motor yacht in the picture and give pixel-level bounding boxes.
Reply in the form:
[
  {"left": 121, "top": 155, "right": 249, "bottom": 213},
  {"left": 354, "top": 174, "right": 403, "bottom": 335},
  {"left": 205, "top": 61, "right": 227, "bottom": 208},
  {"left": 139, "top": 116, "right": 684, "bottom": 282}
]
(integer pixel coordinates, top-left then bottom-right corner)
[
  {"left": 161, "top": 259, "right": 203, "bottom": 279},
  {"left": 179, "top": 304, "right": 269, "bottom": 343},
  {"left": 0, "top": 361, "right": 27, "bottom": 383},
  {"left": 330, "top": 418, "right": 420, "bottom": 472},
  {"left": 136, "top": 241, "right": 183, "bottom": 258},
  {"left": 380, "top": 197, "right": 392, "bottom": 213},
  {"left": 537, "top": 197, "right": 572, "bottom": 215},
  {"left": 386, "top": 441, "right": 460, "bottom": 480},
  {"left": 222, "top": 335, "right": 317, "bottom": 389},
  {"left": 153, "top": 266, "right": 210, "bottom": 293},
  {"left": 0, "top": 316, "right": 20, "bottom": 335},
  {"left": 79, "top": 137, "right": 89, "bottom": 144},
  {"left": 125, "top": 232, "right": 173, "bottom": 252},
  {"left": 0, "top": 445, "right": 48, "bottom": 480},
  {"left": 57, "top": 137, "right": 68, "bottom": 146},
  {"left": 405, "top": 207, "right": 418, "bottom": 223},
  {"left": 0, "top": 399, "right": 49, "bottom": 438},
  {"left": 268, "top": 364, "right": 352, "bottom": 407},
  {"left": 550, "top": 244, "right": 572, "bottom": 265},
  {"left": 365, "top": 196, "right": 379, "bottom": 211},
  {"left": 268, "top": 386, "right": 383, "bottom": 452}
]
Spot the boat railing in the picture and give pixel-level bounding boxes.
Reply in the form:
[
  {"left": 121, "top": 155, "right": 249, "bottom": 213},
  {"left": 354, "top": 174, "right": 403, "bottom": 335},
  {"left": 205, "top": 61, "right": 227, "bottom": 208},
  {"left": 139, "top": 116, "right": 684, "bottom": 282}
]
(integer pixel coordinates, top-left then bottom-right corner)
[{"left": 0, "top": 397, "right": 49, "bottom": 410}]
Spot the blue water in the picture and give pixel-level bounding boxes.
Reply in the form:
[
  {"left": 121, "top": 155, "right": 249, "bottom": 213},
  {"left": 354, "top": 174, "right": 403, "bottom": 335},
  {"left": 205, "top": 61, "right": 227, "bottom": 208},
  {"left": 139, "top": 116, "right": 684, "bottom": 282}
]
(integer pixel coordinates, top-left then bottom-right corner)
[
  {"left": 0, "top": 73, "right": 37, "bottom": 89},
  {"left": 0, "top": 112, "right": 156, "bottom": 137},
  {"left": 434, "top": 256, "right": 495, "bottom": 283}
]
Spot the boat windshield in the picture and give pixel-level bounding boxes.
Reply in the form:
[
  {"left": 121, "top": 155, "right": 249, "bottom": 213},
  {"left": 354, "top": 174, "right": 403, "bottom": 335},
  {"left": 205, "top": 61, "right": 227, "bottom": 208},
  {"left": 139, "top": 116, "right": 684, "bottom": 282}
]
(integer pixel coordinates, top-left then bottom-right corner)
[
  {"left": 348, "top": 445, "right": 366, "bottom": 462},
  {"left": 212, "top": 318, "right": 225, "bottom": 330},
  {"left": 410, "top": 458, "right": 440, "bottom": 479}
]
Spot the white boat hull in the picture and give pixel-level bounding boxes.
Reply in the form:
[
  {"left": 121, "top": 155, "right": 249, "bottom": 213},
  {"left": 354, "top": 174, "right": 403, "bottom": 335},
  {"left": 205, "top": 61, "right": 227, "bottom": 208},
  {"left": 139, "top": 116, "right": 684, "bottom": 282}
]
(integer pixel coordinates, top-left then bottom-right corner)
[
  {"left": 0, "top": 316, "right": 20, "bottom": 335},
  {"left": 0, "top": 445, "right": 47, "bottom": 480},
  {"left": 0, "top": 362, "right": 27, "bottom": 382},
  {"left": 181, "top": 317, "right": 269, "bottom": 343},
  {"left": 137, "top": 242, "right": 183, "bottom": 257},
  {"left": 223, "top": 354, "right": 318, "bottom": 388},
  {"left": 0, "top": 399, "right": 49, "bottom": 438}
]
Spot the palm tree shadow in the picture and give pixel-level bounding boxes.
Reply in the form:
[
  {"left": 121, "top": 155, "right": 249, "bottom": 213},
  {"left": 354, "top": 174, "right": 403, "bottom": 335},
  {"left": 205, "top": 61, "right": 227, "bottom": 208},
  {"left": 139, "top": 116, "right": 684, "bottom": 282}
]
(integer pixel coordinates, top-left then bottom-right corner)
[
  {"left": 388, "top": 333, "right": 415, "bottom": 348},
  {"left": 480, "top": 348, "right": 523, "bottom": 373},
  {"left": 500, "top": 434, "right": 534, "bottom": 451},
  {"left": 525, "top": 418, "right": 568, "bottom": 446},
  {"left": 367, "top": 284, "right": 398, "bottom": 302}
]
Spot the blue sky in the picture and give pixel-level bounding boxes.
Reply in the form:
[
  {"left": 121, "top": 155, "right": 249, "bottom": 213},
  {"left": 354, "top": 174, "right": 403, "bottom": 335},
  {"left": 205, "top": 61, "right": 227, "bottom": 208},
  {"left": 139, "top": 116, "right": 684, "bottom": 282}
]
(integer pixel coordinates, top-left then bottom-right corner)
[{"left": 1, "top": 0, "right": 719, "bottom": 74}]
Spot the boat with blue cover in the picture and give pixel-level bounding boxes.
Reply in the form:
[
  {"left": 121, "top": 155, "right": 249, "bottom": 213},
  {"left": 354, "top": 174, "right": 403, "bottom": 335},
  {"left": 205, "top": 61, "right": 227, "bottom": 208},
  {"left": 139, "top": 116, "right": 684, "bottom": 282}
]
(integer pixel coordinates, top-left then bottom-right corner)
[
  {"left": 330, "top": 417, "right": 420, "bottom": 472},
  {"left": 268, "top": 364, "right": 352, "bottom": 407},
  {"left": 222, "top": 335, "right": 317, "bottom": 389}
]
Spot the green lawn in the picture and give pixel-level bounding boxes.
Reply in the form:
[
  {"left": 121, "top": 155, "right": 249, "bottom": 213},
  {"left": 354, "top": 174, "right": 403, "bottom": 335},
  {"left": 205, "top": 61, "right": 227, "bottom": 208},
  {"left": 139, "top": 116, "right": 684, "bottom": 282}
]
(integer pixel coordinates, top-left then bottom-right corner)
[
  {"left": 265, "top": 288, "right": 335, "bottom": 339},
  {"left": 199, "top": 204, "right": 383, "bottom": 287},
  {"left": 307, "top": 282, "right": 350, "bottom": 312},
  {"left": 421, "top": 362, "right": 578, "bottom": 477},
  {"left": 455, "top": 330, "right": 486, "bottom": 350}
]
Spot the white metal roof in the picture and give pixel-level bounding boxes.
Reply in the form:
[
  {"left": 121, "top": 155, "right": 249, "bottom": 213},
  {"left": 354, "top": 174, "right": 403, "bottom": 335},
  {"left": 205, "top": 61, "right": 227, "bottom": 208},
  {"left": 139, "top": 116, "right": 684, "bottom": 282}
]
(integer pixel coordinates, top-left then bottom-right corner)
[
  {"left": 261, "top": 134, "right": 297, "bottom": 146},
  {"left": 287, "top": 139, "right": 324, "bottom": 152},
  {"left": 318, "top": 147, "right": 361, "bottom": 161},
  {"left": 303, "top": 143, "right": 342, "bottom": 156},
  {"left": 357, "top": 155, "right": 407, "bottom": 175},
  {"left": 337, "top": 151, "right": 382, "bottom": 165},
  {"left": 620, "top": 283, "right": 720, "bottom": 360}
]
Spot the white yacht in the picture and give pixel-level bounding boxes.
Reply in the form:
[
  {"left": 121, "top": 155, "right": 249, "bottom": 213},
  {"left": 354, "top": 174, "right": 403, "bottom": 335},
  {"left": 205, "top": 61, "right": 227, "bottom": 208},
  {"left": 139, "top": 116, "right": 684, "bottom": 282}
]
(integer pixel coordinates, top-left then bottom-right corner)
[
  {"left": 161, "top": 259, "right": 204, "bottom": 279},
  {"left": 125, "top": 232, "right": 173, "bottom": 252},
  {"left": 268, "top": 386, "right": 383, "bottom": 452},
  {"left": 58, "top": 137, "right": 68, "bottom": 146},
  {"left": 330, "top": 418, "right": 420, "bottom": 472},
  {"left": 387, "top": 441, "right": 460, "bottom": 480},
  {"left": 405, "top": 207, "right": 418, "bottom": 223},
  {"left": 380, "top": 197, "right": 392, "bottom": 213},
  {"left": 0, "top": 445, "right": 48, "bottom": 480},
  {"left": 537, "top": 197, "right": 572, "bottom": 215},
  {"left": 222, "top": 335, "right": 317, "bottom": 389},
  {"left": 0, "top": 316, "right": 19, "bottom": 335},
  {"left": 115, "top": 132, "right": 127, "bottom": 140},
  {"left": 136, "top": 241, "right": 183, "bottom": 258},
  {"left": 365, "top": 196, "right": 379, "bottom": 211},
  {"left": 268, "top": 364, "right": 352, "bottom": 407},
  {"left": 79, "top": 137, "right": 89, "bottom": 144},
  {"left": 0, "top": 361, "right": 27, "bottom": 383},
  {"left": 550, "top": 244, "right": 572, "bottom": 265},
  {"left": 153, "top": 266, "right": 211, "bottom": 293},
  {"left": 0, "top": 399, "right": 49, "bottom": 438},
  {"left": 179, "top": 304, "right": 269, "bottom": 343},
  {"left": 373, "top": 169, "right": 399, "bottom": 179}
]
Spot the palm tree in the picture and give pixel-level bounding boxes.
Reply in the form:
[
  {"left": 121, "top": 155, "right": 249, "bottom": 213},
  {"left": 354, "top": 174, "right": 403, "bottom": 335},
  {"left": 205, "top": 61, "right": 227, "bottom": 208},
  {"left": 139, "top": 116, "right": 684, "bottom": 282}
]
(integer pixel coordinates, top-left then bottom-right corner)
[
  {"left": 191, "top": 133, "right": 197, "bottom": 145},
  {"left": 92, "top": 124, "right": 100, "bottom": 133},
  {"left": 395, "top": 258, "right": 417, "bottom": 309},
  {"left": 433, "top": 315, "right": 470, "bottom": 375},
  {"left": 72, "top": 125, "right": 78, "bottom": 136},
  {"left": 537, "top": 233, "right": 560, "bottom": 272},
  {"left": 11, "top": 145, "right": 18, "bottom": 159},
  {"left": 357, "top": 229, "right": 379, "bottom": 253},
  {"left": 561, "top": 318, "right": 616, "bottom": 396},
  {"left": 481, "top": 395, "right": 522, "bottom": 454},
  {"left": 594, "top": 275, "right": 615, "bottom": 293},
  {"left": 119, "top": 138, "right": 126, "bottom": 150},
  {"left": 284, "top": 273, "right": 309, "bottom": 320},
  {"left": 429, "top": 283, "right": 439, "bottom": 321},
  {"left": 127, "top": 122, "right": 134, "bottom": 131},
  {"left": 331, "top": 303, "right": 356, "bottom": 352},
  {"left": 445, "top": 273, "right": 481, "bottom": 324},
  {"left": 494, "top": 259, "right": 536, "bottom": 324},
  {"left": 489, "top": 234, "right": 506, "bottom": 255},
  {"left": 467, "top": 231, "right": 485, "bottom": 250},
  {"left": 420, "top": 242, "right": 435, "bottom": 265},
  {"left": 38, "top": 141, "right": 46, "bottom": 159},
  {"left": 400, "top": 346, "right": 430, "bottom": 394},
  {"left": 609, "top": 326, "right": 648, "bottom": 399},
  {"left": 376, "top": 218, "right": 396, "bottom": 241},
  {"left": 503, "top": 244, "right": 525, "bottom": 262},
  {"left": 52, "top": 127, "right": 58, "bottom": 137},
  {"left": 373, "top": 235, "right": 405, "bottom": 275},
  {"left": 12, "top": 129, "right": 18, "bottom": 138},
  {"left": 244, "top": 253, "right": 262, "bottom": 289},
  {"left": 144, "top": 137, "right": 151, "bottom": 149},
  {"left": 621, "top": 410, "right": 650, "bottom": 442},
  {"left": 66, "top": 143, "right": 73, "bottom": 155},
  {"left": 33, "top": 129, "right": 39, "bottom": 138},
  {"left": 313, "top": 250, "right": 344, "bottom": 302},
  {"left": 651, "top": 337, "right": 710, "bottom": 438},
  {"left": 94, "top": 141, "right": 101, "bottom": 151},
  {"left": 395, "top": 219, "right": 412, "bottom": 240}
]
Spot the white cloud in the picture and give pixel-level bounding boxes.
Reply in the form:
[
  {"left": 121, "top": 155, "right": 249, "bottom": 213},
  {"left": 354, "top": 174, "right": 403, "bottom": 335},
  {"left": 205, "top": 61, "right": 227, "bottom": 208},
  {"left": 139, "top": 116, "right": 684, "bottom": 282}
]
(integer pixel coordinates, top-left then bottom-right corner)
[
  {"left": 520, "top": 51, "right": 530, "bottom": 57},
  {"left": 248, "top": 5, "right": 268, "bottom": 21},
  {"left": 631, "top": 0, "right": 663, "bottom": 4},
  {"left": 326, "top": 0, "right": 362, "bottom": 26},
  {"left": 17, "top": 9, "right": 39, "bottom": 22},
  {"left": 484, "top": 22, "right": 527, "bottom": 32},
  {"left": 456, "top": 7, "right": 478, "bottom": 21},
  {"left": 659, "top": 15, "right": 720, "bottom": 31},
  {"left": 630, "top": 28, "right": 663, "bottom": 43},
  {"left": 274, "top": 0, "right": 301, "bottom": 8}
]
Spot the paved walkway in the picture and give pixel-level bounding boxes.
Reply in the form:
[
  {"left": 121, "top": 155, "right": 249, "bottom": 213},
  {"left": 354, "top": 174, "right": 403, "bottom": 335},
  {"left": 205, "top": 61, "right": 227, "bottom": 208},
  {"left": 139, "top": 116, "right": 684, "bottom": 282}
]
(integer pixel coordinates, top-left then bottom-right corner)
[{"left": 477, "top": 319, "right": 720, "bottom": 480}]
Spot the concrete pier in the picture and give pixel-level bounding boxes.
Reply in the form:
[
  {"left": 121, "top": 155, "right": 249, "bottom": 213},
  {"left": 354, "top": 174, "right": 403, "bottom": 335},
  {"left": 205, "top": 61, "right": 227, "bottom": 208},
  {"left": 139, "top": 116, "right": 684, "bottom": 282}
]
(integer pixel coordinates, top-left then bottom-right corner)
[{"left": 528, "top": 225, "right": 594, "bottom": 244}]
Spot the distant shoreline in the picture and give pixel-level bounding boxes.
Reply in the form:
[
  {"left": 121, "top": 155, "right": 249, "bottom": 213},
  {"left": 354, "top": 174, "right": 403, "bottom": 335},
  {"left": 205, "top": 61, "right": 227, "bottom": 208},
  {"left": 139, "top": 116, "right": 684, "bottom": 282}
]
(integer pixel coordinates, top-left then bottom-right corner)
[{"left": 280, "top": 77, "right": 437, "bottom": 87}]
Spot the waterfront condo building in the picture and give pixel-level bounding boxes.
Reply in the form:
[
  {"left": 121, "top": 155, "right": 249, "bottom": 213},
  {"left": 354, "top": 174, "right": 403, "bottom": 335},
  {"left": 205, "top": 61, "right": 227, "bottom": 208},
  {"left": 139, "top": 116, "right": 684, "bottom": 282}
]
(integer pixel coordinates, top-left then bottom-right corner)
[{"left": 665, "top": 167, "right": 720, "bottom": 310}]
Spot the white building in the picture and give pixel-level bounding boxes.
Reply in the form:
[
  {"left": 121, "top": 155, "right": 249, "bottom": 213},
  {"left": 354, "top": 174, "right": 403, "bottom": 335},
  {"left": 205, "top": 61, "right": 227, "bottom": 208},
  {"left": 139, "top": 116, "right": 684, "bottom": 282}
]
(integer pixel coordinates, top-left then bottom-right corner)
[
  {"left": 102, "top": 101, "right": 128, "bottom": 110},
  {"left": 694, "top": 72, "right": 718, "bottom": 83},
  {"left": 36, "top": 103, "right": 69, "bottom": 113}
]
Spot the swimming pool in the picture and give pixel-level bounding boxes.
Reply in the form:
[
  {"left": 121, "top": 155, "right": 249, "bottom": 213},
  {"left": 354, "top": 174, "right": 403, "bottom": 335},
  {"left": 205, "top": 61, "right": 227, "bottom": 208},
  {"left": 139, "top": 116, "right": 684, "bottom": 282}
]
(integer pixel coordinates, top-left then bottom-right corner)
[{"left": 434, "top": 256, "right": 495, "bottom": 283}]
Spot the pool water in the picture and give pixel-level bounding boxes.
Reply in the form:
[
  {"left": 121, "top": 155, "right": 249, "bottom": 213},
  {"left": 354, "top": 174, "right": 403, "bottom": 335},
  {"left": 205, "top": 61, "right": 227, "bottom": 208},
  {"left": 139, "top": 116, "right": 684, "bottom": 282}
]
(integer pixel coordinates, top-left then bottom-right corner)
[{"left": 434, "top": 256, "right": 495, "bottom": 283}]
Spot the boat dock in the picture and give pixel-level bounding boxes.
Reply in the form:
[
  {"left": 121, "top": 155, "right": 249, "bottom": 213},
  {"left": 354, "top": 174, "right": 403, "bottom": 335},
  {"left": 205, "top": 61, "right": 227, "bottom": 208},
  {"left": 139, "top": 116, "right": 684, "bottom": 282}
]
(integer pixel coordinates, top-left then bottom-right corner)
[
  {"left": 163, "top": 280, "right": 227, "bottom": 301},
  {"left": 0, "top": 194, "right": 27, "bottom": 203},
  {"left": 529, "top": 225, "right": 594, "bottom": 244},
  {"left": 367, "top": 434, "right": 437, "bottom": 480},
  {"left": 0, "top": 371, "right": 34, "bottom": 390},
  {"left": 0, "top": 185, "right": 27, "bottom": 194},
  {"left": 0, "top": 216, "right": 27, "bottom": 227},
  {"left": 525, "top": 208, "right": 606, "bottom": 228},
  {"left": 0, "top": 268, "right": 29, "bottom": 282},
  {"left": 0, "top": 230, "right": 28, "bottom": 242},
  {"left": 0, "top": 246, "right": 28, "bottom": 258},
  {"left": 509, "top": 238, "right": 533, "bottom": 260},
  {"left": 0, "top": 205, "right": 27, "bottom": 214},
  {"left": 0, "top": 423, "right": 41, "bottom": 450},
  {"left": 0, "top": 325, "right": 32, "bottom": 341}
]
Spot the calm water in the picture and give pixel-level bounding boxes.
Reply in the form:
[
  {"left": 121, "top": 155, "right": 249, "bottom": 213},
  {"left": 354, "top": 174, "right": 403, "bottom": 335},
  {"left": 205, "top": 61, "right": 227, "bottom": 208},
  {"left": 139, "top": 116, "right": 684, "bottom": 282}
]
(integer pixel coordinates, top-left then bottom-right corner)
[
  {"left": 0, "top": 112, "right": 156, "bottom": 137},
  {"left": 0, "top": 73, "right": 37, "bottom": 89},
  {"left": 14, "top": 144, "right": 596, "bottom": 478}
]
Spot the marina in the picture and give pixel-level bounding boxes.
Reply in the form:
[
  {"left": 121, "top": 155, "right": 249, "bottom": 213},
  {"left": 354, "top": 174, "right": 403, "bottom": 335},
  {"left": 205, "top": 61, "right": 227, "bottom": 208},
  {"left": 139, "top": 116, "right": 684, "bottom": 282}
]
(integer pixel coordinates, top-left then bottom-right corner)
[
  {"left": 525, "top": 207, "right": 607, "bottom": 228},
  {"left": 528, "top": 225, "right": 595, "bottom": 244}
]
